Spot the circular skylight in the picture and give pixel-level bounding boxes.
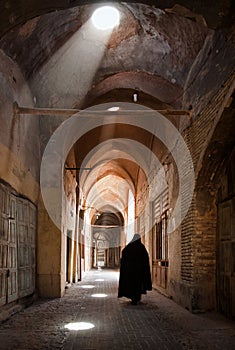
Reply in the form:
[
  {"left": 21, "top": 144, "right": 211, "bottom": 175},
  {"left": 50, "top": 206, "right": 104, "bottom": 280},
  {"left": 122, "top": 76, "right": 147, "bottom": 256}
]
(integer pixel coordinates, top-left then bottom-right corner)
[{"left": 91, "top": 6, "right": 120, "bottom": 30}]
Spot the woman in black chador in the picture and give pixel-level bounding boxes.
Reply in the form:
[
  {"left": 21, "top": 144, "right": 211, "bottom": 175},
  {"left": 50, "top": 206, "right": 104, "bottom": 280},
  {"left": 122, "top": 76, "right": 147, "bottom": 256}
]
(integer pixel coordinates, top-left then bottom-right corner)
[{"left": 118, "top": 233, "right": 152, "bottom": 305}]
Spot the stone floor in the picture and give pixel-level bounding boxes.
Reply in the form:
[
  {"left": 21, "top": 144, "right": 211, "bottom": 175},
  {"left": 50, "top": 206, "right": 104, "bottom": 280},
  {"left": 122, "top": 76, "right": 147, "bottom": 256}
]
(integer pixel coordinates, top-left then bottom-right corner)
[{"left": 0, "top": 269, "right": 234, "bottom": 350}]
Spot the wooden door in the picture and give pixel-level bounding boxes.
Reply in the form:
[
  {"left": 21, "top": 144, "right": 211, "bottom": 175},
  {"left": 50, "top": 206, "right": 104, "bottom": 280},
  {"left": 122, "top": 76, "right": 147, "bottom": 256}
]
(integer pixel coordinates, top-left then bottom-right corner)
[
  {"left": 152, "top": 214, "right": 168, "bottom": 289},
  {"left": 28, "top": 202, "right": 36, "bottom": 293},
  {"left": 17, "top": 199, "right": 36, "bottom": 298},
  {"left": 217, "top": 197, "right": 235, "bottom": 319},
  {"left": 0, "top": 184, "right": 9, "bottom": 306},
  {"left": 152, "top": 189, "right": 169, "bottom": 290},
  {"left": 0, "top": 184, "right": 18, "bottom": 305},
  {"left": 7, "top": 194, "right": 18, "bottom": 303},
  {"left": 0, "top": 183, "right": 36, "bottom": 305}
]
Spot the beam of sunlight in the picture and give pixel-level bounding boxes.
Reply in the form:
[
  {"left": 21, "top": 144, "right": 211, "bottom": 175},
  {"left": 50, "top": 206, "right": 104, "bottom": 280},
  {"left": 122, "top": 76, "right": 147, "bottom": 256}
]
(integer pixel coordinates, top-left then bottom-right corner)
[
  {"left": 32, "top": 17, "right": 114, "bottom": 107},
  {"left": 92, "top": 6, "right": 120, "bottom": 30},
  {"left": 64, "top": 322, "right": 95, "bottom": 330},
  {"left": 91, "top": 293, "right": 107, "bottom": 298}
]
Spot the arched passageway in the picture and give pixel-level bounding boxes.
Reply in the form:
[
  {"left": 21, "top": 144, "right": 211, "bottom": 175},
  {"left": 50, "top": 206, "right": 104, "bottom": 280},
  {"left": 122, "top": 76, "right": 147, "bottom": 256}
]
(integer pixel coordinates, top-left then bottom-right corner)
[{"left": 0, "top": 0, "right": 234, "bottom": 323}]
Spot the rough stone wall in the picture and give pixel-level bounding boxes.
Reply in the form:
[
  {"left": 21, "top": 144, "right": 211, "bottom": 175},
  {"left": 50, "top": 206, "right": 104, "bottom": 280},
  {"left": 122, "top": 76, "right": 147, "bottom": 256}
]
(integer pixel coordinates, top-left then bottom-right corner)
[
  {"left": 0, "top": 50, "right": 40, "bottom": 311},
  {"left": 37, "top": 194, "right": 64, "bottom": 298},
  {"left": 0, "top": 49, "right": 40, "bottom": 203},
  {"left": 37, "top": 142, "right": 78, "bottom": 296},
  {"left": 63, "top": 150, "right": 77, "bottom": 283},
  {"left": 0, "top": 50, "right": 79, "bottom": 299}
]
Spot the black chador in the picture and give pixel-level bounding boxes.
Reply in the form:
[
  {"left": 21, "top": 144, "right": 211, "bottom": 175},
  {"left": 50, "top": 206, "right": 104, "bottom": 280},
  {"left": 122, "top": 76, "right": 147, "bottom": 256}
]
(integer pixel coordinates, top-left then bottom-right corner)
[{"left": 118, "top": 233, "right": 152, "bottom": 305}]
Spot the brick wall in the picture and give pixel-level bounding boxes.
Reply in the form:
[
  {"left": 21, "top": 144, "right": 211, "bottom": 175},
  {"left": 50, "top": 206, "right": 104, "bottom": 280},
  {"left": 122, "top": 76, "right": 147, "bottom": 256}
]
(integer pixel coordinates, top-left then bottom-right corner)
[{"left": 180, "top": 73, "right": 235, "bottom": 310}]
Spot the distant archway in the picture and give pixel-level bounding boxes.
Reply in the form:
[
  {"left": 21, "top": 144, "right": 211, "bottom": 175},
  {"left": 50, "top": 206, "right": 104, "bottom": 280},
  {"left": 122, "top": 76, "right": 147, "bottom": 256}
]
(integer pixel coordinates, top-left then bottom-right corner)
[{"left": 92, "top": 210, "right": 124, "bottom": 268}]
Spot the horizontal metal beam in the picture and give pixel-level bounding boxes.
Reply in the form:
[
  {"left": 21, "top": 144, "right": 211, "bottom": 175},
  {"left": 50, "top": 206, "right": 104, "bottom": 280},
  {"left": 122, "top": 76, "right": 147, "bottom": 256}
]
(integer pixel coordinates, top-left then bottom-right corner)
[
  {"left": 13, "top": 101, "right": 192, "bottom": 117},
  {"left": 13, "top": 102, "right": 79, "bottom": 116},
  {"left": 65, "top": 167, "right": 92, "bottom": 171}
]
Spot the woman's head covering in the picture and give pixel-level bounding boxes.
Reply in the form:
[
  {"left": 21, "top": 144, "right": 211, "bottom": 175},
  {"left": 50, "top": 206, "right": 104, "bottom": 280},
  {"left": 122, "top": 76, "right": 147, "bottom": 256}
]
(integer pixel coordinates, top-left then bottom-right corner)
[{"left": 130, "top": 233, "right": 141, "bottom": 243}]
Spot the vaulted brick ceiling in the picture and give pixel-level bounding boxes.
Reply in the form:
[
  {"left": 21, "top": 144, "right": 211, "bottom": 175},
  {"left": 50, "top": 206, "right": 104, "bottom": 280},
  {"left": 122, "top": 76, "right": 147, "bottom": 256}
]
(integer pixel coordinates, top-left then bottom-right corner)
[
  {"left": 0, "top": 0, "right": 234, "bottom": 224},
  {"left": 0, "top": 0, "right": 233, "bottom": 38},
  {"left": 1, "top": 2, "right": 209, "bottom": 106},
  {"left": 0, "top": 0, "right": 233, "bottom": 109}
]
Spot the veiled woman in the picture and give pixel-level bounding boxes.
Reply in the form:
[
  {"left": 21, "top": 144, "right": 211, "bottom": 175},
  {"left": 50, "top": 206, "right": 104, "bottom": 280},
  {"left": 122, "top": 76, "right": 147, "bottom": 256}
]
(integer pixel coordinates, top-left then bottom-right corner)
[{"left": 118, "top": 233, "right": 152, "bottom": 305}]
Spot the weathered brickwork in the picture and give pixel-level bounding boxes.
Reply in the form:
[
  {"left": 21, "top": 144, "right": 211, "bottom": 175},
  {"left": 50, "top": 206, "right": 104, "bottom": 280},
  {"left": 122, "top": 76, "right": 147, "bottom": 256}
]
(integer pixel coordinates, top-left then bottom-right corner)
[
  {"left": 131, "top": 71, "right": 234, "bottom": 311},
  {"left": 185, "top": 73, "right": 235, "bottom": 171},
  {"left": 180, "top": 73, "right": 235, "bottom": 310},
  {"left": 181, "top": 198, "right": 196, "bottom": 283}
]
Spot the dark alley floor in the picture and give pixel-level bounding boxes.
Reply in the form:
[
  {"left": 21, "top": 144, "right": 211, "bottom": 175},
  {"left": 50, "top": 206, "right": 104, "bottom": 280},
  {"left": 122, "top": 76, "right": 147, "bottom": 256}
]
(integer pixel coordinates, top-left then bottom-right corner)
[{"left": 0, "top": 269, "right": 234, "bottom": 350}]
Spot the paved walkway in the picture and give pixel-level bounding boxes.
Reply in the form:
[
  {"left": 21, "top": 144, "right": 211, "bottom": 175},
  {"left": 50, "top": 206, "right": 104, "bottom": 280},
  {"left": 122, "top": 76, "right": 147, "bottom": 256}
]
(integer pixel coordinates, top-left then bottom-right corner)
[{"left": 0, "top": 269, "right": 234, "bottom": 350}]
